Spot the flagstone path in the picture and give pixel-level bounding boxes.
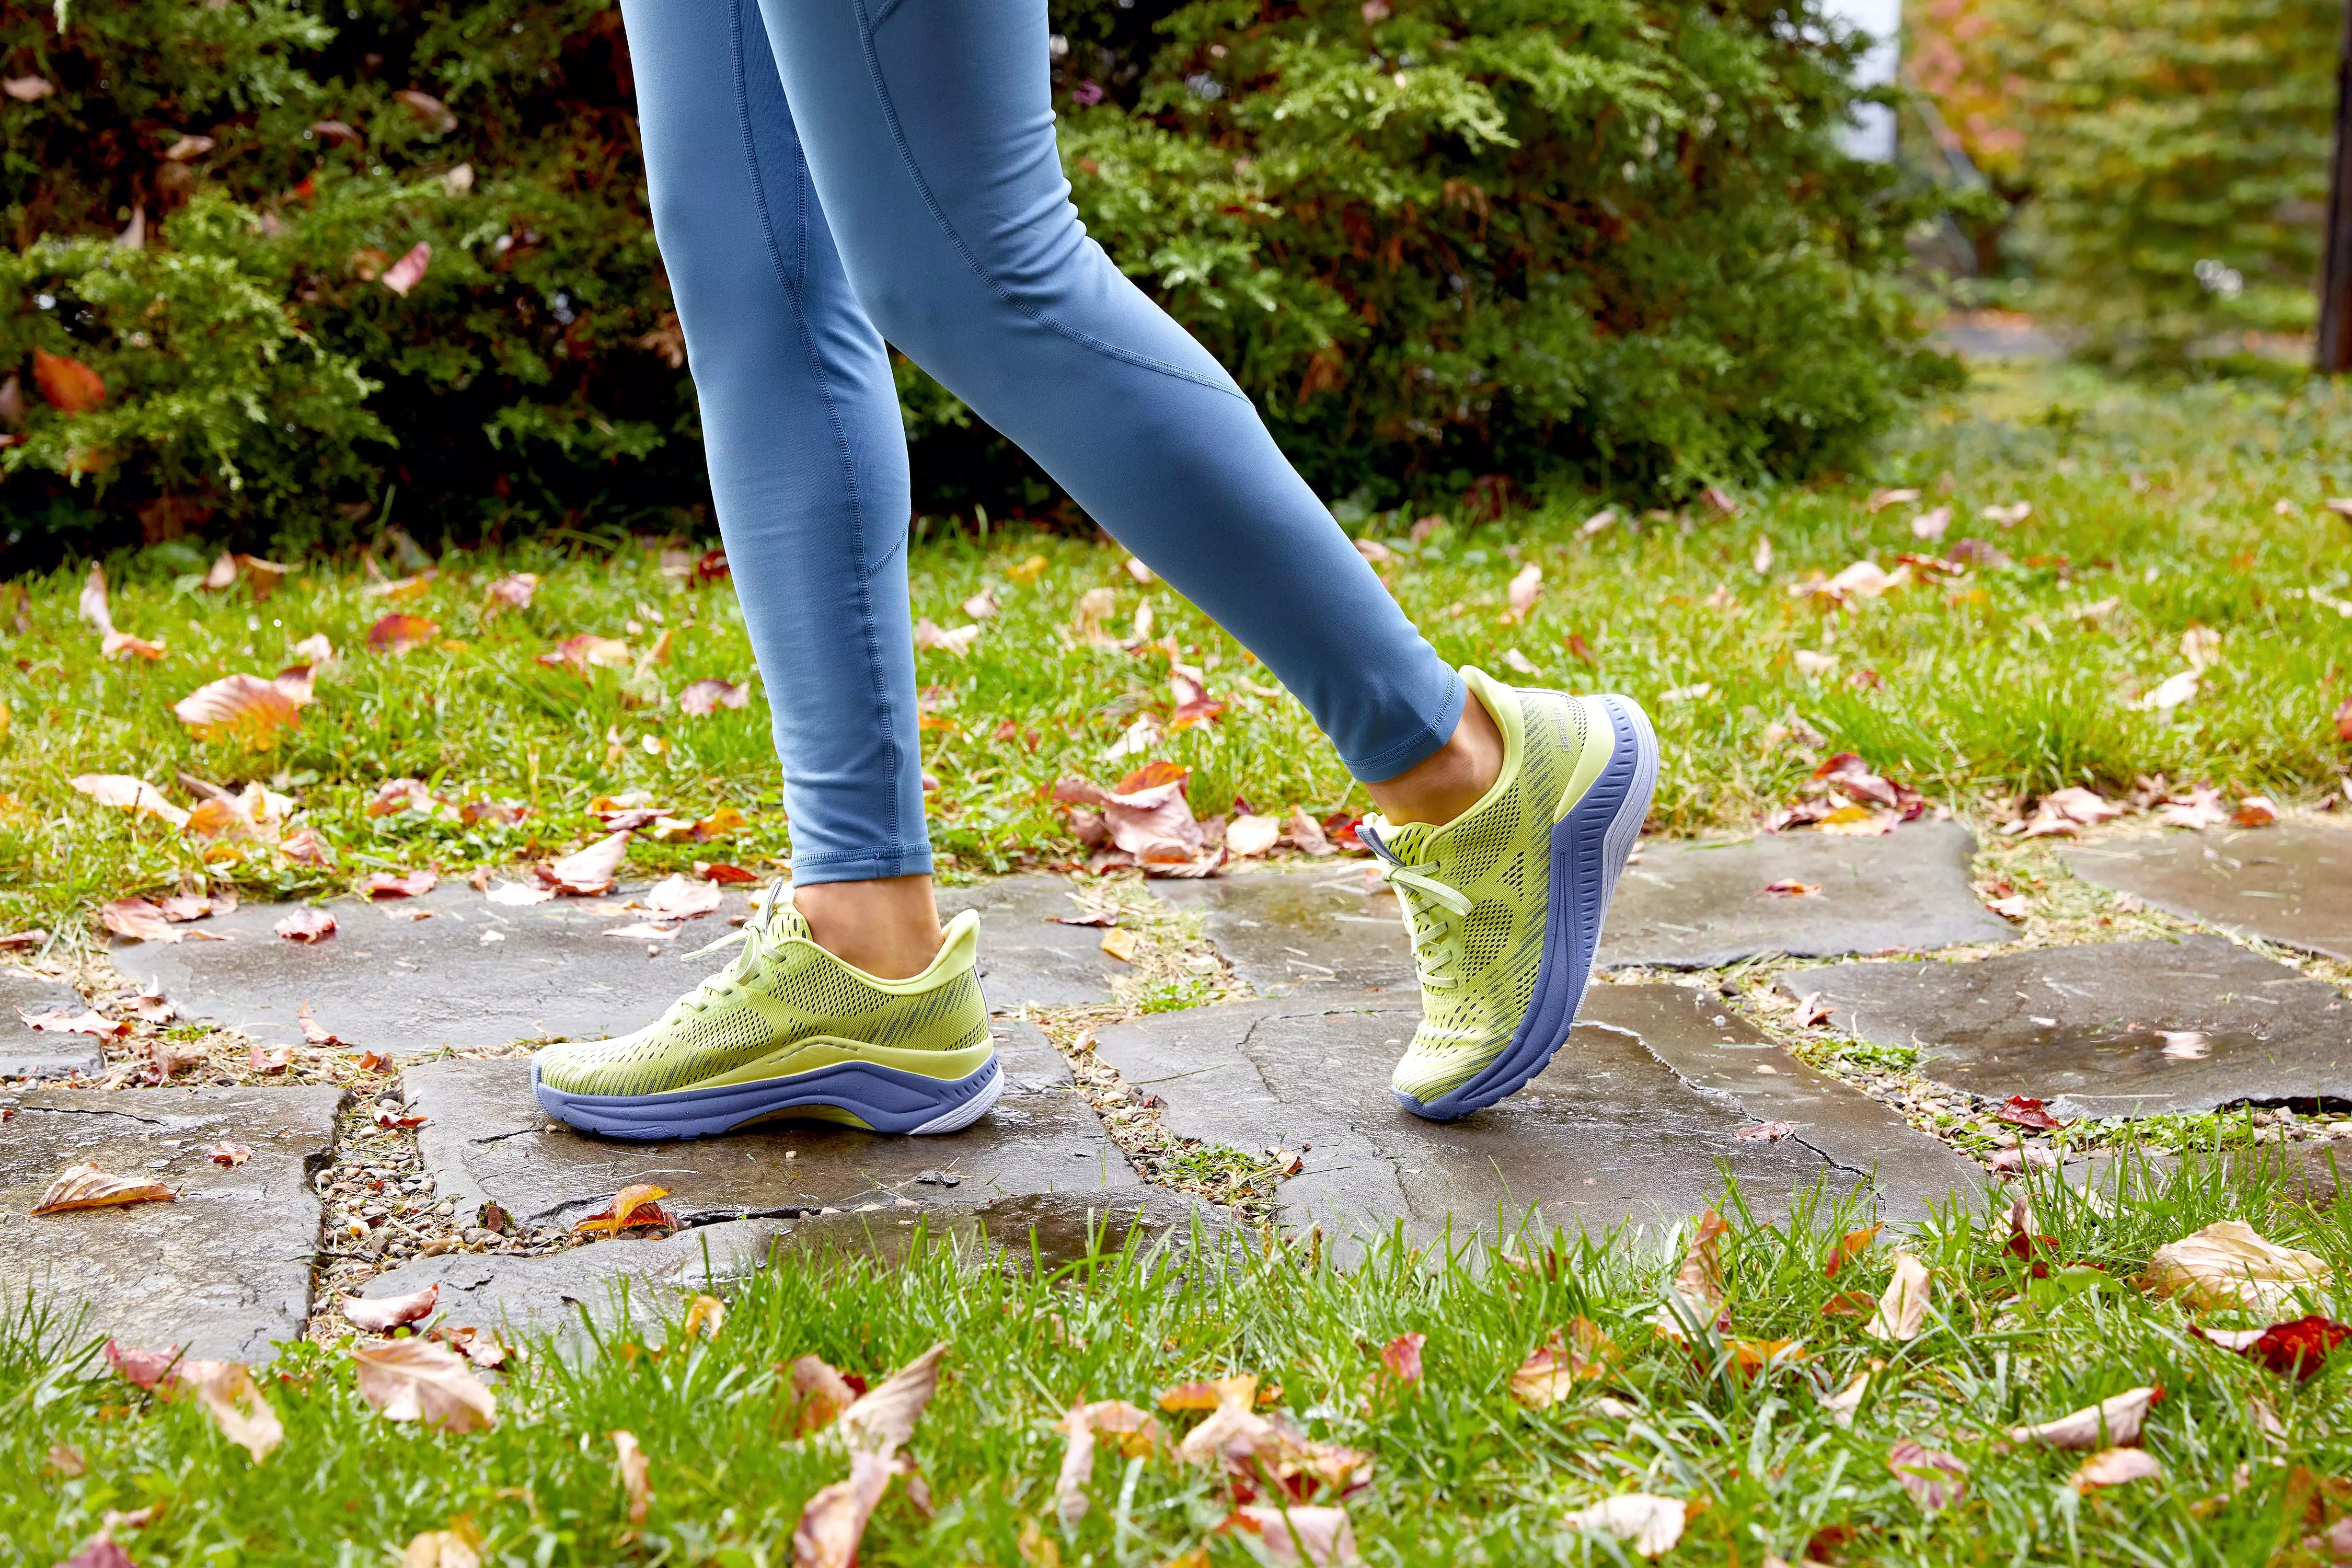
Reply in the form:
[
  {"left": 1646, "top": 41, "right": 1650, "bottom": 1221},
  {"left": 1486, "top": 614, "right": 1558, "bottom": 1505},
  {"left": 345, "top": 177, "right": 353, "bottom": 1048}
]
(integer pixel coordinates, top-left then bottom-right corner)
[
  {"left": 19, "top": 817, "right": 2352, "bottom": 1362},
  {"left": 0, "top": 1085, "right": 341, "bottom": 1359},
  {"left": 1, "top": 968, "right": 104, "bottom": 1079},
  {"left": 2062, "top": 823, "right": 2352, "bottom": 964},
  {"left": 1780, "top": 936, "right": 2352, "bottom": 1120}
]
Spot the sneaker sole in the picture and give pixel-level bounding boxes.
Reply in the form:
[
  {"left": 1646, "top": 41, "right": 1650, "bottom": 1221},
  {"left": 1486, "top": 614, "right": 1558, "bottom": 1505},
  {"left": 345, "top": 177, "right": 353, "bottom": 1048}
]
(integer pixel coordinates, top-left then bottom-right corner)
[
  {"left": 531, "top": 1051, "right": 1004, "bottom": 1142},
  {"left": 1395, "top": 693, "right": 1658, "bottom": 1122}
]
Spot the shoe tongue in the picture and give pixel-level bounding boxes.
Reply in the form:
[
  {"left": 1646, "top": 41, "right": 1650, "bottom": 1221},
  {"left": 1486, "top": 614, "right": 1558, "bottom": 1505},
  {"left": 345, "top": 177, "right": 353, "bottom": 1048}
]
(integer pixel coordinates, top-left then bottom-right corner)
[{"left": 1363, "top": 814, "right": 1437, "bottom": 865}]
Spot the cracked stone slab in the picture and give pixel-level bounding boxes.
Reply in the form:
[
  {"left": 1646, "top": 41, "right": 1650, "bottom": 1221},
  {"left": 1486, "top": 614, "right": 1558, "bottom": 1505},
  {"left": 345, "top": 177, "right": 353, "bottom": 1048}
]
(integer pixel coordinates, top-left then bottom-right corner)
[
  {"left": 0, "top": 967, "right": 103, "bottom": 1079},
  {"left": 936, "top": 875, "right": 1126, "bottom": 1010},
  {"left": 402, "top": 1019, "right": 1133, "bottom": 1232},
  {"left": 0, "top": 1086, "right": 343, "bottom": 1361},
  {"left": 2062, "top": 823, "right": 2352, "bottom": 964},
  {"left": 360, "top": 1190, "right": 1222, "bottom": 1343},
  {"left": 109, "top": 882, "right": 758, "bottom": 1055},
  {"left": 1151, "top": 823, "right": 2012, "bottom": 995},
  {"left": 1092, "top": 984, "right": 1971, "bottom": 1252},
  {"left": 1780, "top": 936, "right": 2352, "bottom": 1119}
]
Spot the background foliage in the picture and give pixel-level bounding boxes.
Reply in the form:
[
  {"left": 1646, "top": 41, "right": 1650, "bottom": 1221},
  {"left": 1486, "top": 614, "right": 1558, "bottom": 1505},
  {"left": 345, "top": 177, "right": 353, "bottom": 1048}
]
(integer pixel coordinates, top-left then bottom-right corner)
[
  {"left": 0, "top": 0, "right": 1951, "bottom": 558},
  {"left": 1909, "top": 0, "right": 2338, "bottom": 362}
]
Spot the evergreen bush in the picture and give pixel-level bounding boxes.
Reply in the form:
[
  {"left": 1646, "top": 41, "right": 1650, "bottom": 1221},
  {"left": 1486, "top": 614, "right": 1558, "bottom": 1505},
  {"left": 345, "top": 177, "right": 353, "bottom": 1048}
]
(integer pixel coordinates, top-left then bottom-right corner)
[{"left": 0, "top": 0, "right": 1951, "bottom": 555}]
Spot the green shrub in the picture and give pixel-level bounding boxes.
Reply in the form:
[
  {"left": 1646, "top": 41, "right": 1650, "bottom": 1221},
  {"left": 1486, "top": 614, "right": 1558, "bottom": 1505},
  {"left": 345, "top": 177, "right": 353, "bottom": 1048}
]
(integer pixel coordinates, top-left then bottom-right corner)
[
  {"left": 1981, "top": 0, "right": 2338, "bottom": 362},
  {"left": 0, "top": 0, "right": 1951, "bottom": 556}
]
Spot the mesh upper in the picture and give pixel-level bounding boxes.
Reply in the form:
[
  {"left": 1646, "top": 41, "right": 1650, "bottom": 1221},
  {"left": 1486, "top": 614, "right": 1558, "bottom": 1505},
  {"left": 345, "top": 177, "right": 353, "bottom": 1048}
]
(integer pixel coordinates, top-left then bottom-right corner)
[
  {"left": 1381, "top": 678, "right": 1594, "bottom": 1102},
  {"left": 535, "top": 909, "right": 989, "bottom": 1097}
]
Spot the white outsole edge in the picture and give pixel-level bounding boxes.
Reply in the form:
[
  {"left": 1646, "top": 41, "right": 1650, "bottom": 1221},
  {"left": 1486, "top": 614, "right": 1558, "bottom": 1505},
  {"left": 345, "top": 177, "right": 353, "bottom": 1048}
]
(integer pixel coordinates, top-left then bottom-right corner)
[{"left": 907, "top": 1060, "right": 1006, "bottom": 1135}]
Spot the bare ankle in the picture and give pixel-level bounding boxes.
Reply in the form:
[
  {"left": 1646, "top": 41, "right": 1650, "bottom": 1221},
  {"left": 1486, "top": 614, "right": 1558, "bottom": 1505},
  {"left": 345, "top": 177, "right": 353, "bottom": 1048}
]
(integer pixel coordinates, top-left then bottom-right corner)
[
  {"left": 790, "top": 874, "right": 944, "bottom": 981},
  {"left": 1365, "top": 689, "right": 1504, "bottom": 827}
]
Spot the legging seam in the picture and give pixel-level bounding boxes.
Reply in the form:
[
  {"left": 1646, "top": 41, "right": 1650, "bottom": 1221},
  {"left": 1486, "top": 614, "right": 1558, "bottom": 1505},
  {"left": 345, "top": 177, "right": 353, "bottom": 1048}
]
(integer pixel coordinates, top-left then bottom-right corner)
[
  {"left": 851, "top": 0, "right": 1250, "bottom": 403},
  {"left": 732, "top": 0, "right": 909, "bottom": 877}
]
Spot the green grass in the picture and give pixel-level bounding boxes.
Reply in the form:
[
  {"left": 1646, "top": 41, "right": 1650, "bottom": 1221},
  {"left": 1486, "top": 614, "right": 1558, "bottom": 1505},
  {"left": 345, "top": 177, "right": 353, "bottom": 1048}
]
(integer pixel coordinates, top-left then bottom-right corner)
[
  {"left": 5, "top": 360, "right": 2352, "bottom": 936},
  {"left": 6, "top": 1159, "right": 2352, "bottom": 1566}
]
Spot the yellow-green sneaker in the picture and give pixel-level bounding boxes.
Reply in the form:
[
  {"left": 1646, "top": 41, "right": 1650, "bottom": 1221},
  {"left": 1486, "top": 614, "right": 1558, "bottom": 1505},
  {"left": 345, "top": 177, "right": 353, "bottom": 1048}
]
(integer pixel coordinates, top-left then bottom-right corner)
[
  {"left": 531, "top": 885, "right": 999, "bottom": 1141},
  {"left": 1359, "top": 667, "right": 1657, "bottom": 1121}
]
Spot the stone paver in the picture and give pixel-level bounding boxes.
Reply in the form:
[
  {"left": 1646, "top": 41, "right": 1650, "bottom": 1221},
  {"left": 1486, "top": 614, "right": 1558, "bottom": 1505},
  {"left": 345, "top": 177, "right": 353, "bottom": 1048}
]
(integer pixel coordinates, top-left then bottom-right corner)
[
  {"left": 1152, "top": 822, "right": 2011, "bottom": 994},
  {"left": 936, "top": 874, "right": 1127, "bottom": 1009},
  {"left": 111, "top": 882, "right": 759, "bottom": 1054},
  {"left": 1781, "top": 936, "right": 2352, "bottom": 1119},
  {"left": 0, "top": 1086, "right": 342, "bottom": 1360},
  {"left": 2063, "top": 823, "right": 2352, "bottom": 964},
  {"left": 402, "top": 1020, "right": 1133, "bottom": 1232},
  {"left": 1601, "top": 821, "right": 2012, "bottom": 968},
  {"left": 1093, "top": 983, "right": 1978, "bottom": 1250},
  {"left": 359, "top": 1190, "right": 1217, "bottom": 1342},
  {"left": 1, "top": 967, "right": 103, "bottom": 1079}
]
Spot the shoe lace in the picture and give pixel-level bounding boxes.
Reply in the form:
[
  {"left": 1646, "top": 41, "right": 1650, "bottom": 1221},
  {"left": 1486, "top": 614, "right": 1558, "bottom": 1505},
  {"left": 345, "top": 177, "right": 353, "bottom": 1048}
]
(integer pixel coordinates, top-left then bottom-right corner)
[
  {"left": 1374, "top": 859, "right": 1474, "bottom": 991},
  {"left": 669, "top": 880, "right": 789, "bottom": 1017}
]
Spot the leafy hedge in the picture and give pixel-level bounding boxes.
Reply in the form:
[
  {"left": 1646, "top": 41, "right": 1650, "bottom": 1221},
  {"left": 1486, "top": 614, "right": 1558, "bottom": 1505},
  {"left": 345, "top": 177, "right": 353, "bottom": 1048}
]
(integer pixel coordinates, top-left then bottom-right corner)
[{"left": 0, "top": 0, "right": 1952, "bottom": 556}]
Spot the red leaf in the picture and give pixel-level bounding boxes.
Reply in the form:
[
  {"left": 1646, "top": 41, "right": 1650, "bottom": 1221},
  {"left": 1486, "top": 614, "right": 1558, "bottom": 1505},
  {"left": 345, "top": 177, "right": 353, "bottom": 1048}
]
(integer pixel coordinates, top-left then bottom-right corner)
[
  {"left": 172, "top": 673, "right": 302, "bottom": 748},
  {"left": 694, "top": 860, "right": 759, "bottom": 884},
  {"left": 1379, "top": 1332, "right": 1425, "bottom": 1387},
  {"left": 364, "top": 869, "right": 437, "bottom": 900},
  {"left": 1993, "top": 1095, "right": 2069, "bottom": 1132},
  {"left": 32, "top": 345, "right": 106, "bottom": 413},
  {"left": 382, "top": 241, "right": 432, "bottom": 296},
  {"left": 367, "top": 614, "right": 440, "bottom": 655}
]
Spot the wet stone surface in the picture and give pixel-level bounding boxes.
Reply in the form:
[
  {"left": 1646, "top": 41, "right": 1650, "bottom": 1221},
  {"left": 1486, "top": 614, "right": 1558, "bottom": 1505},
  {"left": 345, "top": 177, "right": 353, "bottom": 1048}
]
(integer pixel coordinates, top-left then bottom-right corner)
[
  {"left": 0, "top": 1086, "right": 343, "bottom": 1360},
  {"left": 1154, "top": 822, "right": 2011, "bottom": 994},
  {"left": 1599, "top": 821, "right": 2012, "bottom": 969},
  {"left": 936, "top": 875, "right": 1128, "bottom": 1010},
  {"left": 1093, "top": 984, "right": 1974, "bottom": 1251},
  {"left": 361, "top": 1190, "right": 1219, "bottom": 1342},
  {"left": 0, "top": 967, "right": 103, "bottom": 1080},
  {"left": 1781, "top": 936, "right": 2352, "bottom": 1119},
  {"left": 402, "top": 1020, "right": 1133, "bottom": 1233},
  {"left": 2063, "top": 823, "right": 2352, "bottom": 964},
  {"left": 111, "top": 882, "right": 759, "bottom": 1055}
]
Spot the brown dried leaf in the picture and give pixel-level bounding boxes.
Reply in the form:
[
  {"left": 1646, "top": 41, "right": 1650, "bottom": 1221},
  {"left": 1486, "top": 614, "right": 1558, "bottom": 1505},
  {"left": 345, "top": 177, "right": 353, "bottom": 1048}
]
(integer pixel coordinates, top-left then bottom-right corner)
[
  {"left": 1888, "top": 1439, "right": 1968, "bottom": 1511},
  {"left": 791, "top": 1448, "right": 895, "bottom": 1568},
  {"left": 2005, "top": 1386, "right": 2162, "bottom": 1450},
  {"left": 364, "top": 869, "right": 437, "bottom": 900},
  {"left": 72, "top": 774, "right": 190, "bottom": 829},
  {"left": 1823, "top": 1226, "right": 1882, "bottom": 1278},
  {"left": 206, "top": 1140, "right": 250, "bottom": 1167},
  {"left": 613, "top": 1429, "right": 653, "bottom": 1525},
  {"left": 2071, "top": 1446, "right": 2163, "bottom": 1491},
  {"left": 839, "top": 1340, "right": 948, "bottom": 1456},
  {"left": 367, "top": 613, "right": 440, "bottom": 655},
  {"left": 537, "top": 831, "right": 631, "bottom": 895},
  {"left": 537, "top": 633, "right": 631, "bottom": 672},
  {"left": 351, "top": 1336, "right": 498, "bottom": 1431},
  {"left": 2143, "top": 1221, "right": 2331, "bottom": 1313},
  {"left": 31, "top": 1162, "right": 177, "bottom": 1215},
  {"left": 787, "top": 1354, "right": 862, "bottom": 1437},
  {"left": 34, "top": 345, "right": 106, "bottom": 412},
  {"left": 191, "top": 1360, "right": 284, "bottom": 1462},
  {"left": 679, "top": 678, "right": 749, "bottom": 716},
  {"left": 101, "top": 897, "right": 179, "bottom": 943},
  {"left": 572, "top": 1183, "right": 674, "bottom": 1237},
  {"left": 274, "top": 906, "right": 336, "bottom": 942},
  {"left": 1863, "top": 1252, "right": 1932, "bottom": 1343},
  {"left": 1235, "top": 1502, "right": 1363, "bottom": 1565},
  {"left": 344, "top": 1284, "right": 439, "bottom": 1333},
  {"left": 1561, "top": 1494, "right": 1686, "bottom": 1557}
]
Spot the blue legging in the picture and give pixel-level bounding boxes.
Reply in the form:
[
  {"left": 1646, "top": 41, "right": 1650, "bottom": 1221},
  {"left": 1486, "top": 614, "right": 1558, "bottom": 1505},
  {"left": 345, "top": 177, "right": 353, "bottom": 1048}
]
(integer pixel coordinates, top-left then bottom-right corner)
[{"left": 623, "top": 0, "right": 1466, "bottom": 884}]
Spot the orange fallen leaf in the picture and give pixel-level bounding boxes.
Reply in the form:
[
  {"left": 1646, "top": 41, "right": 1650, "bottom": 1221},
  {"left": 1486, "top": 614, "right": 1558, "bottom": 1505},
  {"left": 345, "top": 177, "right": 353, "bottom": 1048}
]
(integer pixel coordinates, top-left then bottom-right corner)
[
  {"left": 1100, "top": 927, "right": 1139, "bottom": 963},
  {"left": 279, "top": 826, "right": 332, "bottom": 867},
  {"left": 367, "top": 613, "right": 440, "bottom": 654},
  {"left": 1508, "top": 1318, "right": 1615, "bottom": 1407},
  {"left": 2071, "top": 1446, "right": 2163, "bottom": 1491},
  {"left": 613, "top": 1429, "right": 652, "bottom": 1525},
  {"left": 647, "top": 806, "right": 745, "bottom": 843},
  {"left": 682, "top": 1295, "right": 726, "bottom": 1340},
  {"left": 1762, "top": 880, "right": 1819, "bottom": 898},
  {"left": 1822, "top": 1225, "right": 1881, "bottom": 1278},
  {"left": 200, "top": 552, "right": 292, "bottom": 599},
  {"left": 351, "top": 1337, "right": 497, "bottom": 1431},
  {"left": 33, "top": 345, "right": 105, "bottom": 412},
  {"left": 695, "top": 861, "right": 759, "bottom": 884},
  {"left": 573, "top": 1183, "right": 675, "bottom": 1237},
  {"left": 31, "top": 1162, "right": 177, "bottom": 1215}
]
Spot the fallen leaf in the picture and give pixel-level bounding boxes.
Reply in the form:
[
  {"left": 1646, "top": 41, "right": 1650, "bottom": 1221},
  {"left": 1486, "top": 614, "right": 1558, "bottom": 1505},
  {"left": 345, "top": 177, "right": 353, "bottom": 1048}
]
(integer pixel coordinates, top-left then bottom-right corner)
[
  {"left": 2193, "top": 1315, "right": 2352, "bottom": 1380},
  {"left": 486, "top": 882, "right": 554, "bottom": 906},
  {"left": 365, "top": 869, "right": 437, "bottom": 900},
  {"left": 643, "top": 874, "right": 723, "bottom": 920},
  {"left": 839, "top": 1340, "right": 949, "bottom": 1455},
  {"left": 207, "top": 1141, "right": 250, "bottom": 1167},
  {"left": 679, "top": 678, "right": 749, "bottom": 716},
  {"left": 1053, "top": 767, "right": 1221, "bottom": 877},
  {"left": 1379, "top": 1332, "right": 1425, "bottom": 1388},
  {"left": 1100, "top": 927, "right": 1139, "bottom": 963},
  {"left": 787, "top": 1354, "right": 862, "bottom": 1437},
  {"left": 2155, "top": 785, "right": 2230, "bottom": 830},
  {"left": 296, "top": 1001, "right": 345, "bottom": 1047},
  {"left": 1820, "top": 1369, "right": 1871, "bottom": 1426},
  {"left": 1235, "top": 1503, "right": 1361, "bottom": 1565},
  {"left": 481, "top": 572, "right": 537, "bottom": 614},
  {"left": 344, "top": 1284, "right": 439, "bottom": 1333},
  {"left": 1283, "top": 807, "right": 1334, "bottom": 855},
  {"left": 274, "top": 907, "right": 336, "bottom": 942},
  {"left": 2134, "top": 670, "right": 2200, "bottom": 713},
  {"left": 2234, "top": 795, "right": 2278, "bottom": 827},
  {"left": 1982, "top": 500, "right": 2031, "bottom": 525},
  {"left": 1227, "top": 813, "right": 1281, "bottom": 857},
  {"left": 351, "top": 1337, "right": 497, "bottom": 1431},
  {"left": 1888, "top": 1439, "right": 1968, "bottom": 1511},
  {"left": 1863, "top": 1252, "right": 1931, "bottom": 1342},
  {"left": 382, "top": 240, "right": 432, "bottom": 296},
  {"left": 2143, "top": 1221, "right": 2330, "bottom": 1313},
  {"left": 682, "top": 1295, "right": 726, "bottom": 1340},
  {"left": 31, "top": 1162, "right": 176, "bottom": 1215},
  {"left": 1735, "top": 1121, "right": 1798, "bottom": 1142},
  {"left": 2004, "top": 1193, "right": 2061, "bottom": 1277},
  {"left": 1994, "top": 1095, "right": 2069, "bottom": 1132},
  {"left": 1506, "top": 562, "right": 1542, "bottom": 614},
  {"left": 573, "top": 1183, "right": 675, "bottom": 1237},
  {"left": 2071, "top": 1446, "right": 2163, "bottom": 1491},
  {"left": 537, "top": 831, "right": 632, "bottom": 895},
  {"left": 101, "top": 897, "right": 179, "bottom": 943},
  {"left": 1909, "top": 506, "right": 1952, "bottom": 541},
  {"left": 1508, "top": 1319, "right": 1615, "bottom": 1408},
  {"left": 3, "top": 75, "right": 54, "bottom": 101},
  {"left": 272, "top": 663, "right": 317, "bottom": 708},
  {"left": 368, "top": 614, "right": 440, "bottom": 655},
  {"left": 72, "top": 774, "right": 190, "bottom": 829},
  {"left": 1762, "top": 880, "right": 1819, "bottom": 898},
  {"left": 2005, "top": 1386, "right": 2163, "bottom": 1449},
  {"left": 1988, "top": 1143, "right": 2060, "bottom": 1173},
  {"left": 400, "top": 1529, "right": 481, "bottom": 1568},
  {"left": 914, "top": 618, "right": 982, "bottom": 656},
  {"left": 105, "top": 1340, "right": 191, "bottom": 1391},
  {"left": 694, "top": 861, "right": 760, "bottom": 884},
  {"left": 1864, "top": 487, "right": 1920, "bottom": 513},
  {"left": 1823, "top": 1225, "right": 1882, "bottom": 1278},
  {"left": 249, "top": 1044, "right": 294, "bottom": 1073},
  {"left": 0, "top": 928, "right": 50, "bottom": 949},
  {"left": 1354, "top": 538, "right": 1395, "bottom": 565},
  {"left": 613, "top": 1429, "right": 653, "bottom": 1525},
  {"left": 791, "top": 1448, "right": 895, "bottom": 1568},
  {"left": 647, "top": 806, "right": 744, "bottom": 843},
  {"left": 1653, "top": 1207, "right": 1730, "bottom": 1341},
  {"left": 2181, "top": 625, "right": 2223, "bottom": 670},
  {"left": 191, "top": 1359, "right": 284, "bottom": 1462},
  {"left": 1562, "top": 1494, "right": 1685, "bottom": 1557},
  {"left": 34, "top": 344, "right": 106, "bottom": 412},
  {"left": 2012, "top": 785, "right": 2126, "bottom": 838}
]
